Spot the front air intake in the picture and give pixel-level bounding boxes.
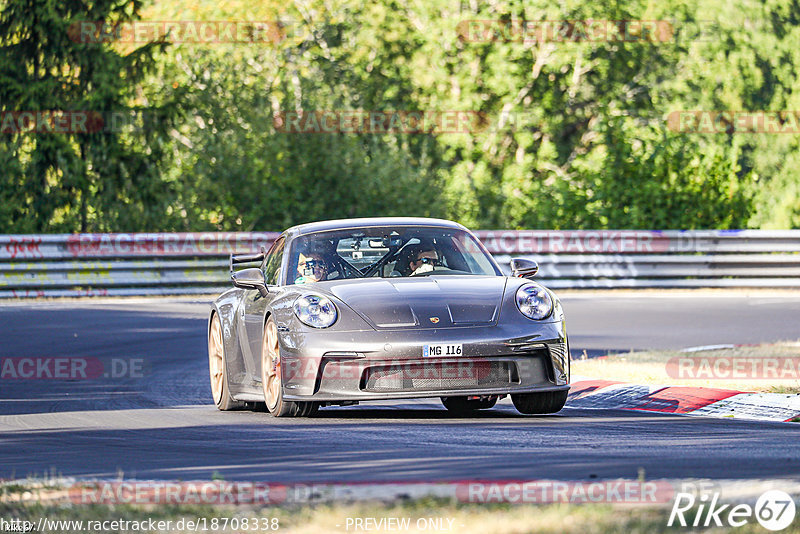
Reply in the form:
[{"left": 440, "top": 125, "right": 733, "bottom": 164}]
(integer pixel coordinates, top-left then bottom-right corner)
[{"left": 362, "top": 360, "right": 517, "bottom": 392}]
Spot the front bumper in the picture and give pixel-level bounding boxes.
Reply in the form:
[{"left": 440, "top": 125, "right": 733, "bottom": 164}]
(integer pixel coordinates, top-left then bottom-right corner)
[{"left": 279, "top": 322, "right": 569, "bottom": 402}]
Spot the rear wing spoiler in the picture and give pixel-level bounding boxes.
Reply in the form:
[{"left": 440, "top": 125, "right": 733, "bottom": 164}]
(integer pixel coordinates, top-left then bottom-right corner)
[{"left": 229, "top": 246, "right": 267, "bottom": 274}]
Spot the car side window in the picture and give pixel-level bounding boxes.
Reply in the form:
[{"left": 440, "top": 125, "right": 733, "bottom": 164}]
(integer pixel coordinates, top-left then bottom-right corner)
[{"left": 263, "top": 237, "right": 285, "bottom": 285}]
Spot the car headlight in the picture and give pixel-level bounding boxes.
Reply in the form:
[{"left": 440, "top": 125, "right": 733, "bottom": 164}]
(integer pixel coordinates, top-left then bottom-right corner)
[
  {"left": 294, "top": 294, "right": 338, "bottom": 328},
  {"left": 515, "top": 283, "right": 553, "bottom": 320}
]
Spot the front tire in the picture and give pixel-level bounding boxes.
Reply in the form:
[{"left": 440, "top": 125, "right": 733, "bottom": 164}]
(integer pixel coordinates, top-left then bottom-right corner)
[
  {"left": 261, "top": 317, "right": 318, "bottom": 417},
  {"left": 511, "top": 390, "right": 568, "bottom": 415},
  {"left": 441, "top": 396, "right": 497, "bottom": 415},
  {"left": 208, "top": 313, "right": 244, "bottom": 411}
]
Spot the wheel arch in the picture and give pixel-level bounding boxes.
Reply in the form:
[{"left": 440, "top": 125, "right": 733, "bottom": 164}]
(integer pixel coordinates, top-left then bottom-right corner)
[{"left": 208, "top": 293, "right": 244, "bottom": 392}]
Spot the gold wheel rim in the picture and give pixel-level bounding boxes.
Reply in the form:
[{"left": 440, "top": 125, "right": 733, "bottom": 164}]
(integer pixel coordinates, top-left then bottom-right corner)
[
  {"left": 208, "top": 314, "right": 224, "bottom": 405},
  {"left": 262, "top": 320, "right": 281, "bottom": 410}
]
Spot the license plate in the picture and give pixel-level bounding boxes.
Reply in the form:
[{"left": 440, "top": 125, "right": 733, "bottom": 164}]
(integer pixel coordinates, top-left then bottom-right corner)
[{"left": 423, "top": 343, "right": 462, "bottom": 357}]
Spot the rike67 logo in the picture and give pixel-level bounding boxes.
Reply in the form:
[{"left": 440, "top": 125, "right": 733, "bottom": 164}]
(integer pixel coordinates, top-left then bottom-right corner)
[{"left": 669, "top": 490, "right": 796, "bottom": 531}]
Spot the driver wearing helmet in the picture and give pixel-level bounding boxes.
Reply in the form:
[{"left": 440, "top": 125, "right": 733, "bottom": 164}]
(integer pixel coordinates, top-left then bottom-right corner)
[{"left": 294, "top": 251, "right": 330, "bottom": 284}]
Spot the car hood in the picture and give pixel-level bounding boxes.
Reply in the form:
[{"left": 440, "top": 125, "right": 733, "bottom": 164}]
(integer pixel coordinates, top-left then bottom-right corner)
[{"left": 323, "top": 276, "right": 507, "bottom": 329}]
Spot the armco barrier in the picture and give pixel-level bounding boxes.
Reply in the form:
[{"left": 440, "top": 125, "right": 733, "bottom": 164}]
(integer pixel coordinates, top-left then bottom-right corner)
[
  {"left": 0, "top": 233, "right": 278, "bottom": 298},
  {"left": 479, "top": 229, "right": 800, "bottom": 289},
  {"left": 0, "top": 230, "right": 799, "bottom": 297}
]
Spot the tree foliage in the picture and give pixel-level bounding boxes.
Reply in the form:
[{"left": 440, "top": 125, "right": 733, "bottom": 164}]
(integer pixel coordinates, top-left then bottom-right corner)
[
  {"left": 2, "top": 0, "right": 798, "bottom": 232},
  {"left": 0, "top": 0, "right": 179, "bottom": 232}
]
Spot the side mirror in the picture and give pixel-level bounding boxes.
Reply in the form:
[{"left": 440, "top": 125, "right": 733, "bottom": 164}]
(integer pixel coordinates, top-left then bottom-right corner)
[
  {"left": 231, "top": 268, "right": 268, "bottom": 296},
  {"left": 510, "top": 258, "right": 539, "bottom": 279}
]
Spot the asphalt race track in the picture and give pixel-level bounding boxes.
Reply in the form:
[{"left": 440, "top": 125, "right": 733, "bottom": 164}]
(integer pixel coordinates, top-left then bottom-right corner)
[{"left": 1, "top": 292, "right": 800, "bottom": 483}]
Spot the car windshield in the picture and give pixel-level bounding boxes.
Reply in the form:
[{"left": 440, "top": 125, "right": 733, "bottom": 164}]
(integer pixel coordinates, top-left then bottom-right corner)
[{"left": 288, "top": 226, "right": 500, "bottom": 284}]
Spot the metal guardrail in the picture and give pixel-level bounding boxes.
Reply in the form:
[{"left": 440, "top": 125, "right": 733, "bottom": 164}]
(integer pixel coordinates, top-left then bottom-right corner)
[
  {"left": 1, "top": 230, "right": 799, "bottom": 297},
  {"left": 0, "top": 233, "right": 278, "bottom": 298},
  {"left": 480, "top": 229, "right": 800, "bottom": 288}
]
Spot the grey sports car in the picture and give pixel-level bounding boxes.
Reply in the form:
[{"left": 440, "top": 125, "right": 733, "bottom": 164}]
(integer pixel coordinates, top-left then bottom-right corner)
[{"left": 207, "top": 217, "right": 570, "bottom": 417}]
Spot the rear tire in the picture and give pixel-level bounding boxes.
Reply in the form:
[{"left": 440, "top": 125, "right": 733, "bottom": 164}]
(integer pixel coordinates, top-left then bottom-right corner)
[
  {"left": 511, "top": 390, "right": 568, "bottom": 415},
  {"left": 441, "top": 396, "right": 497, "bottom": 415},
  {"left": 262, "top": 317, "right": 317, "bottom": 417},
  {"left": 208, "top": 313, "right": 244, "bottom": 411}
]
